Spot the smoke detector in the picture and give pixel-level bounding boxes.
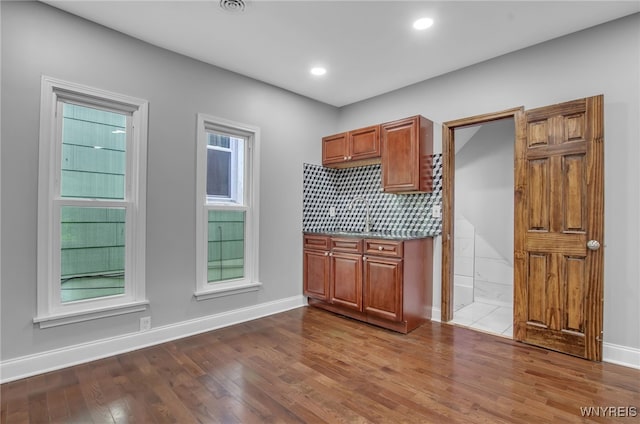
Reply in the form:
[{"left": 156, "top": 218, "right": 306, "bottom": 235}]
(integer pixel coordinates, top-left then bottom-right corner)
[{"left": 219, "top": 0, "right": 246, "bottom": 12}]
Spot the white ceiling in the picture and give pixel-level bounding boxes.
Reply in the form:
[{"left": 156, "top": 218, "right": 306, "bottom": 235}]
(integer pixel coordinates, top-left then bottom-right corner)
[{"left": 43, "top": 0, "right": 639, "bottom": 107}]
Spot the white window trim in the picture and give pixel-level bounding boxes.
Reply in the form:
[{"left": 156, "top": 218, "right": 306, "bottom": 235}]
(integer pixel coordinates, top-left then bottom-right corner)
[
  {"left": 36, "top": 76, "right": 149, "bottom": 327},
  {"left": 195, "top": 114, "right": 261, "bottom": 300}
]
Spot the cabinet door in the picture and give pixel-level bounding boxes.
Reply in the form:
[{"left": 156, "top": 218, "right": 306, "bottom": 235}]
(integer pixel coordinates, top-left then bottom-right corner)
[
  {"left": 303, "top": 249, "right": 330, "bottom": 301},
  {"left": 349, "top": 125, "right": 380, "bottom": 161},
  {"left": 381, "top": 117, "right": 418, "bottom": 192},
  {"left": 330, "top": 252, "right": 363, "bottom": 311},
  {"left": 322, "top": 132, "right": 348, "bottom": 165},
  {"left": 364, "top": 256, "right": 403, "bottom": 322},
  {"left": 381, "top": 116, "right": 432, "bottom": 193}
]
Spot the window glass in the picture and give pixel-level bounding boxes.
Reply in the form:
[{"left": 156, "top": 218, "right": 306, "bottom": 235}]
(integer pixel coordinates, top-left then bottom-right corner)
[
  {"left": 206, "top": 148, "right": 231, "bottom": 197},
  {"left": 207, "top": 210, "right": 245, "bottom": 282},
  {"left": 206, "top": 132, "right": 244, "bottom": 204},
  {"left": 61, "top": 103, "right": 127, "bottom": 199},
  {"left": 60, "top": 206, "right": 125, "bottom": 302}
]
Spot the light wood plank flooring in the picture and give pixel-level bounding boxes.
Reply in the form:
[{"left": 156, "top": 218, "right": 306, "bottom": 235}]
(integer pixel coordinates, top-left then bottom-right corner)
[{"left": 2, "top": 307, "right": 638, "bottom": 423}]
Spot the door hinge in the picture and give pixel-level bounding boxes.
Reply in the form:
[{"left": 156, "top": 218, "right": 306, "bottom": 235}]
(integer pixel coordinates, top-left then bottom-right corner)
[{"left": 596, "top": 331, "right": 604, "bottom": 342}]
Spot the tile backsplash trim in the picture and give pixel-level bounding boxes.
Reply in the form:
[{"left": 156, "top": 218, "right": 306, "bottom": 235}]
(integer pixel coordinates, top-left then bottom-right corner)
[{"left": 303, "top": 154, "right": 442, "bottom": 236}]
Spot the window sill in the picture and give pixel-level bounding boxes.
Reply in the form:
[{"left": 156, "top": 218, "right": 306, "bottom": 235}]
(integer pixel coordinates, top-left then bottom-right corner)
[
  {"left": 33, "top": 300, "right": 149, "bottom": 329},
  {"left": 194, "top": 280, "right": 262, "bottom": 301}
]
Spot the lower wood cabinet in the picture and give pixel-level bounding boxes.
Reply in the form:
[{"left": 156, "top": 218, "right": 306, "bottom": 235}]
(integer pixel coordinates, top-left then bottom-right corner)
[
  {"left": 302, "top": 234, "right": 330, "bottom": 301},
  {"left": 364, "top": 255, "right": 403, "bottom": 322},
  {"left": 303, "top": 233, "right": 433, "bottom": 334},
  {"left": 330, "top": 252, "right": 363, "bottom": 311}
]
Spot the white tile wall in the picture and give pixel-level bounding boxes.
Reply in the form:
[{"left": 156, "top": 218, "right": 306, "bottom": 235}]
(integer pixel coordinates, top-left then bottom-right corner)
[{"left": 453, "top": 214, "right": 514, "bottom": 314}]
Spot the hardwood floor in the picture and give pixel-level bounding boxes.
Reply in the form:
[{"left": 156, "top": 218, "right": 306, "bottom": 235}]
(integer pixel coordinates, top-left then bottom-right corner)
[{"left": 2, "top": 307, "right": 638, "bottom": 423}]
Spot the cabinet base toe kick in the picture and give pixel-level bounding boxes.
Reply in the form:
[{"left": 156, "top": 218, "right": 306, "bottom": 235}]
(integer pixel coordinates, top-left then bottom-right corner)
[{"left": 307, "top": 298, "right": 430, "bottom": 334}]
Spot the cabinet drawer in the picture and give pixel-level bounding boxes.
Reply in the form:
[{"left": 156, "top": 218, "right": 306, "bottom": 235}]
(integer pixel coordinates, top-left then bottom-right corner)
[
  {"left": 331, "top": 237, "right": 363, "bottom": 253},
  {"left": 303, "top": 234, "right": 330, "bottom": 250},
  {"left": 364, "top": 239, "right": 403, "bottom": 258}
]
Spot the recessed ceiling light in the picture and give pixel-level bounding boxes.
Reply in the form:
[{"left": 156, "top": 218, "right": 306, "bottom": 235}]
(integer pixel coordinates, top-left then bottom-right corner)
[
  {"left": 310, "top": 67, "right": 327, "bottom": 76},
  {"left": 413, "top": 17, "right": 434, "bottom": 30}
]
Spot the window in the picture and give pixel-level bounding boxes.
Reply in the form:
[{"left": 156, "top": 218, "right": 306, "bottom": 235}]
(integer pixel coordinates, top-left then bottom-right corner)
[
  {"left": 36, "top": 77, "right": 149, "bottom": 327},
  {"left": 195, "top": 114, "right": 260, "bottom": 299}
]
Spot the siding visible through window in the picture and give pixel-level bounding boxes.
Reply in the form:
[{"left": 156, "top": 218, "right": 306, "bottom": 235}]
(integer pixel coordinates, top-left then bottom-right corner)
[
  {"left": 207, "top": 210, "right": 245, "bottom": 282},
  {"left": 61, "top": 104, "right": 126, "bottom": 199}
]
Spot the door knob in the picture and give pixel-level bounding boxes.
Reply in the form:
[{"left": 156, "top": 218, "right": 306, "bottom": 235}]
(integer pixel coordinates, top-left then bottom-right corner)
[{"left": 587, "top": 240, "right": 601, "bottom": 251}]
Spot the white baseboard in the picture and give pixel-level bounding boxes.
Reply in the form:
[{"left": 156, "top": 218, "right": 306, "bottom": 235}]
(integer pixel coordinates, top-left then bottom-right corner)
[
  {"left": 430, "top": 307, "right": 441, "bottom": 322},
  {"left": 603, "top": 342, "right": 640, "bottom": 369},
  {"left": 0, "top": 295, "right": 306, "bottom": 384},
  {"left": 434, "top": 309, "right": 639, "bottom": 370}
]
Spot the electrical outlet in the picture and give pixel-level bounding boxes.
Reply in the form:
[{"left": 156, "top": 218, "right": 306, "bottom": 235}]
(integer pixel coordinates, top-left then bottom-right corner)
[
  {"left": 329, "top": 206, "right": 336, "bottom": 217},
  {"left": 140, "top": 316, "right": 151, "bottom": 332},
  {"left": 432, "top": 204, "right": 442, "bottom": 218}
]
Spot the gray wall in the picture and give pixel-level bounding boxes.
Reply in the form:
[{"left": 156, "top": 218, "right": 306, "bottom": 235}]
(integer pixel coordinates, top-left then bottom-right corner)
[
  {"left": 0, "top": 2, "right": 337, "bottom": 360},
  {"left": 338, "top": 13, "right": 640, "bottom": 350},
  {"left": 455, "top": 119, "right": 515, "bottom": 263}
]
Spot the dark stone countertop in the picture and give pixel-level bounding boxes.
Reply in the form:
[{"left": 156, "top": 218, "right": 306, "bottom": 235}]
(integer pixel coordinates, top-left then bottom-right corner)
[{"left": 304, "top": 229, "right": 437, "bottom": 240}]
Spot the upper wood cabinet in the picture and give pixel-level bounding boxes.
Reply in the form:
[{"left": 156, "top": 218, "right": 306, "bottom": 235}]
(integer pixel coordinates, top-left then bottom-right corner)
[
  {"left": 381, "top": 115, "right": 433, "bottom": 193},
  {"left": 322, "top": 125, "right": 381, "bottom": 168}
]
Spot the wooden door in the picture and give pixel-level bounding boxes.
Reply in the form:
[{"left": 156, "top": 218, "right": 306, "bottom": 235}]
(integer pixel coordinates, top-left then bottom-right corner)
[
  {"left": 514, "top": 95, "right": 604, "bottom": 360},
  {"left": 363, "top": 256, "right": 403, "bottom": 322},
  {"left": 303, "top": 249, "right": 330, "bottom": 301},
  {"left": 330, "top": 252, "right": 363, "bottom": 311}
]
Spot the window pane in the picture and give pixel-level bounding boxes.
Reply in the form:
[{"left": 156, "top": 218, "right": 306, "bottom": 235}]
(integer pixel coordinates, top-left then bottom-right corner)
[
  {"left": 206, "top": 132, "right": 244, "bottom": 204},
  {"left": 207, "top": 148, "right": 231, "bottom": 197},
  {"left": 60, "top": 206, "right": 125, "bottom": 302},
  {"left": 208, "top": 133, "right": 230, "bottom": 149},
  {"left": 61, "top": 103, "right": 126, "bottom": 199},
  {"left": 207, "top": 210, "right": 244, "bottom": 282}
]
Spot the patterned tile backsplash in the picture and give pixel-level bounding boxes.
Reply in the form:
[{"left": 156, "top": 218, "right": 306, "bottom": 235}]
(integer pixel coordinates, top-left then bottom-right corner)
[{"left": 303, "top": 154, "right": 442, "bottom": 236}]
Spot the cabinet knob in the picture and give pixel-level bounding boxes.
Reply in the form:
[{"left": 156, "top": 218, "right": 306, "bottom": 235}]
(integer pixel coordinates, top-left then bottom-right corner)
[
  {"left": 344, "top": 156, "right": 348, "bottom": 161},
  {"left": 324, "top": 252, "right": 329, "bottom": 256},
  {"left": 378, "top": 246, "right": 384, "bottom": 251},
  {"left": 363, "top": 256, "right": 367, "bottom": 261},
  {"left": 348, "top": 156, "right": 352, "bottom": 160}
]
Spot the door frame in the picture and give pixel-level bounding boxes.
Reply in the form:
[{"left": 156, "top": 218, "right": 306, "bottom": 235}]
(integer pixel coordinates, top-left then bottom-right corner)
[{"left": 440, "top": 107, "right": 525, "bottom": 322}]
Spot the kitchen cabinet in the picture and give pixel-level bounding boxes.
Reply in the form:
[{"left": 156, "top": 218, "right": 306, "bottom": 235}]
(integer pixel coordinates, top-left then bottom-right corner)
[
  {"left": 302, "top": 234, "right": 330, "bottom": 301},
  {"left": 329, "top": 237, "right": 363, "bottom": 311},
  {"left": 381, "top": 115, "right": 433, "bottom": 193},
  {"left": 322, "top": 125, "right": 381, "bottom": 168},
  {"left": 363, "top": 240, "right": 404, "bottom": 322},
  {"left": 304, "top": 233, "right": 433, "bottom": 333}
]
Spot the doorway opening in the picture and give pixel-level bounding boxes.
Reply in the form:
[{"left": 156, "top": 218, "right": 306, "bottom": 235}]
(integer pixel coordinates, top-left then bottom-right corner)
[
  {"left": 448, "top": 119, "right": 515, "bottom": 337},
  {"left": 440, "top": 107, "right": 524, "bottom": 334}
]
